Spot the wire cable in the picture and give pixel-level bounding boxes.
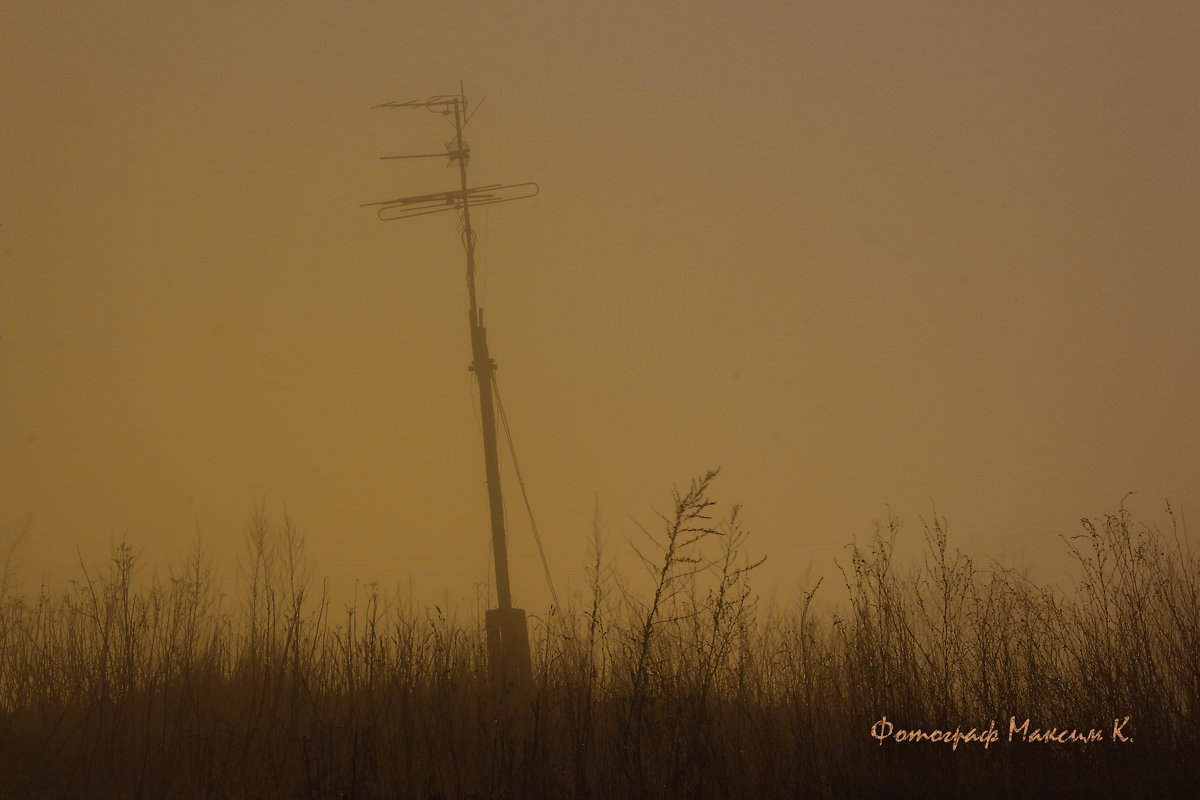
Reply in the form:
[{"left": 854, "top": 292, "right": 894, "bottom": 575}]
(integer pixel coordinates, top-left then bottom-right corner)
[{"left": 492, "top": 374, "right": 560, "bottom": 609}]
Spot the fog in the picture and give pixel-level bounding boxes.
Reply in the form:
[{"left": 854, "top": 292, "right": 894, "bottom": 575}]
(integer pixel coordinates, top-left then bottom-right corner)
[{"left": 2, "top": 1, "right": 1197, "bottom": 612}]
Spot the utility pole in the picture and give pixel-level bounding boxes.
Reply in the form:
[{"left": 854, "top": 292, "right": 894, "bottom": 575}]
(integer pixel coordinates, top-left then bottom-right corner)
[{"left": 365, "top": 87, "right": 536, "bottom": 691}]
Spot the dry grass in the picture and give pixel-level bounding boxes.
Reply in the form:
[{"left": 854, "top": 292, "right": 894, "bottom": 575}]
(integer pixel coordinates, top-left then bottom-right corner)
[{"left": 0, "top": 477, "right": 1195, "bottom": 798}]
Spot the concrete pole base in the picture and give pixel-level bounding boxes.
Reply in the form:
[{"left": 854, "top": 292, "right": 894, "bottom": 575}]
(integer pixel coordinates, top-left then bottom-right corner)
[{"left": 485, "top": 607, "right": 533, "bottom": 694}]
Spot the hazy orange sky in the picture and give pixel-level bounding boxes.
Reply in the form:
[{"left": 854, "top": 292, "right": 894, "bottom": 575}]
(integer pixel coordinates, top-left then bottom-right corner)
[{"left": 2, "top": 1, "right": 1197, "bottom": 610}]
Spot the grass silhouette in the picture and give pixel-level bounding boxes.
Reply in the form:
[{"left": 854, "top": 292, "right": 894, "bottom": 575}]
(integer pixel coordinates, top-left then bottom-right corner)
[{"left": 0, "top": 475, "right": 1195, "bottom": 798}]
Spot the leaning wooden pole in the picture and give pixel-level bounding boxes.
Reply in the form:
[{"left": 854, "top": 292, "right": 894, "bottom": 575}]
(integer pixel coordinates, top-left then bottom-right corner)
[
  {"left": 366, "top": 88, "right": 536, "bottom": 694},
  {"left": 450, "top": 94, "right": 533, "bottom": 694}
]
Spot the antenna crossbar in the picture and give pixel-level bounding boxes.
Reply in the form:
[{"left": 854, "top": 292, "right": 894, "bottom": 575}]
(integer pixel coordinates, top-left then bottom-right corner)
[{"left": 361, "top": 182, "right": 539, "bottom": 222}]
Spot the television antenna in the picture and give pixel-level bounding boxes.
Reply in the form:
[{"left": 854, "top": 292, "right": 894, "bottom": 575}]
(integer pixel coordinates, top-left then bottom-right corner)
[{"left": 364, "top": 85, "right": 546, "bottom": 691}]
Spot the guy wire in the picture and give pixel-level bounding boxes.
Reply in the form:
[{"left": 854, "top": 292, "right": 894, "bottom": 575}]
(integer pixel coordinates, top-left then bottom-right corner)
[{"left": 492, "top": 374, "right": 560, "bottom": 609}]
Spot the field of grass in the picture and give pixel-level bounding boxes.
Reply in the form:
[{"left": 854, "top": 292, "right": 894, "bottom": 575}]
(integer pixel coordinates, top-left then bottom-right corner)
[{"left": 1, "top": 472, "right": 1196, "bottom": 798}]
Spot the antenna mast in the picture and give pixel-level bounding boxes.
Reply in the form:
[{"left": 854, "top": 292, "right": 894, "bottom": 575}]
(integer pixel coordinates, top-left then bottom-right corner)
[{"left": 365, "top": 87, "right": 535, "bottom": 691}]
